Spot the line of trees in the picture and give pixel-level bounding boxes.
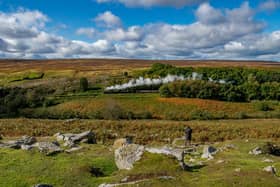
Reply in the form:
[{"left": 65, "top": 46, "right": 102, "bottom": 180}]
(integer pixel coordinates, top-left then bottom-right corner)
[
  {"left": 159, "top": 80, "right": 280, "bottom": 102},
  {"left": 142, "top": 63, "right": 280, "bottom": 85}
]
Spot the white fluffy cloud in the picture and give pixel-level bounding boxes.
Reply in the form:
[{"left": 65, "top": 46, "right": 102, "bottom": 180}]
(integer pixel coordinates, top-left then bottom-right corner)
[
  {"left": 96, "top": 0, "right": 206, "bottom": 7},
  {"left": 94, "top": 11, "right": 122, "bottom": 28},
  {"left": 0, "top": 3, "right": 280, "bottom": 60},
  {"left": 76, "top": 28, "right": 96, "bottom": 38},
  {"left": 0, "top": 9, "right": 116, "bottom": 58},
  {"left": 258, "top": 0, "right": 280, "bottom": 12}
]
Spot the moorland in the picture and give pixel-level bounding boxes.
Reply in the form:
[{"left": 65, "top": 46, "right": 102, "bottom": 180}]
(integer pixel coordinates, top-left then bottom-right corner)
[{"left": 0, "top": 59, "right": 280, "bottom": 187}]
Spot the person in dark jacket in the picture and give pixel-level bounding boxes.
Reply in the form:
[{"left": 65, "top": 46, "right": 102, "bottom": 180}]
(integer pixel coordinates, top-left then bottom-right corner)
[{"left": 185, "top": 126, "right": 192, "bottom": 146}]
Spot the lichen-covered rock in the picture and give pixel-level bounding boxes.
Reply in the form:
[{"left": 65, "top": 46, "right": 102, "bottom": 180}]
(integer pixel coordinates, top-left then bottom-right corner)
[
  {"left": 113, "top": 138, "right": 129, "bottom": 149},
  {"left": 115, "top": 144, "right": 144, "bottom": 170},
  {"left": 201, "top": 145, "right": 217, "bottom": 159},
  {"left": 249, "top": 147, "right": 262, "bottom": 155},
  {"left": 21, "top": 144, "right": 35, "bottom": 151},
  {"left": 54, "top": 131, "right": 96, "bottom": 145},
  {"left": 35, "top": 142, "right": 62, "bottom": 156},
  {"left": 0, "top": 136, "right": 37, "bottom": 150},
  {"left": 20, "top": 136, "right": 37, "bottom": 145},
  {"left": 263, "top": 166, "right": 277, "bottom": 175},
  {"left": 145, "top": 146, "right": 184, "bottom": 161}
]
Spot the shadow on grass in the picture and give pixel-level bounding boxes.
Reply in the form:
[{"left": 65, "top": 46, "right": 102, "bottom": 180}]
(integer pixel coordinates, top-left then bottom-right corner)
[{"left": 184, "top": 164, "right": 206, "bottom": 172}]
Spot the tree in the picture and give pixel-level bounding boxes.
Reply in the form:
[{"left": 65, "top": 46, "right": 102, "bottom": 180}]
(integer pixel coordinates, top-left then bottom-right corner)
[{"left": 80, "top": 77, "right": 89, "bottom": 92}]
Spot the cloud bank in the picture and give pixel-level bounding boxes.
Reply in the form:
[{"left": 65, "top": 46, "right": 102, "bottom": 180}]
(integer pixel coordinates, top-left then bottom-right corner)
[{"left": 0, "top": 2, "right": 280, "bottom": 61}]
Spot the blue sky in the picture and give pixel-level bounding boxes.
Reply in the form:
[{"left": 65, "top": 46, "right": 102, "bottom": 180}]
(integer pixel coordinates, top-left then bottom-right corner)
[{"left": 0, "top": 0, "right": 280, "bottom": 60}]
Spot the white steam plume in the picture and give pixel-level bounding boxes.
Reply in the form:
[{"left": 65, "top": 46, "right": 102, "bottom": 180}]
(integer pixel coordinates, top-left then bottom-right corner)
[
  {"left": 105, "top": 72, "right": 227, "bottom": 91},
  {"left": 105, "top": 74, "right": 186, "bottom": 91}
]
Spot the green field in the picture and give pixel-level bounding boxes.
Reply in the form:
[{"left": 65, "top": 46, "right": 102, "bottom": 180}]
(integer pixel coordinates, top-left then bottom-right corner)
[{"left": 1, "top": 132, "right": 280, "bottom": 187}]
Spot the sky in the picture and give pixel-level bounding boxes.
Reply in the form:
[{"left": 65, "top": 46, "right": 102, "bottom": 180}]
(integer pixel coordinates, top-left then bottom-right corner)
[{"left": 0, "top": 0, "right": 280, "bottom": 61}]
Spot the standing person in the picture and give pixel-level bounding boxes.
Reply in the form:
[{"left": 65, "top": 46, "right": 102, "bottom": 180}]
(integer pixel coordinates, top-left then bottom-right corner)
[{"left": 185, "top": 126, "right": 192, "bottom": 146}]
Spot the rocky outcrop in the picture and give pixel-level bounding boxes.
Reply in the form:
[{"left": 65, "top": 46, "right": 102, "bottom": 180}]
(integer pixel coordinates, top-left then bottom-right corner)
[
  {"left": 145, "top": 146, "right": 195, "bottom": 170},
  {"left": 115, "top": 144, "right": 145, "bottom": 170},
  {"left": 113, "top": 138, "right": 130, "bottom": 149},
  {"left": 249, "top": 147, "right": 262, "bottom": 155},
  {"left": 263, "top": 166, "right": 277, "bottom": 175},
  {"left": 145, "top": 146, "right": 184, "bottom": 161},
  {"left": 34, "top": 141, "right": 62, "bottom": 156},
  {"left": 0, "top": 136, "right": 37, "bottom": 150},
  {"left": 201, "top": 145, "right": 217, "bottom": 159},
  {"left": 55, "top": 131, "right": 96, "bottom": 146}
]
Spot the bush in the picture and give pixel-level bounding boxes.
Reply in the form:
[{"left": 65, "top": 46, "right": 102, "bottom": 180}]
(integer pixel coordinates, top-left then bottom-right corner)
[
  {"left": 256, "top": 102, "right": 273, "bottom": 111},
  {"left": 101, "top": 100, "right": 125, "bottom": 120},
  {"left": 236, "top": 112, "right": 248, "bottom": 119},
  {"left": 190, "top": 110, "right": 212, "bottom": 120}
]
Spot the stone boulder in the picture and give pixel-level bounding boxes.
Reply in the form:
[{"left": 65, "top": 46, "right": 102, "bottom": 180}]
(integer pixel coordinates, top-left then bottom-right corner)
[
  {"left": 115, "top": 144, "right": 145, "bottom": 170},
  {"left": 34, "top": 142, "right": 62, "bottom": 156},
  {"left": 145, "top": 146, "right": 184, "bottom": 161},
  {"left": 249, "top": 147, "right": 262, "bottom": 155},
  {"left": 263, "top": 166, "right": 277, "bottom": 175},
  {"left": 113, "top": 138, "right": 129, "bottom": 149},
  {"left": 0, "top": 136, "right": 37, "bottom": 150},
  {"left": 54, "top": 131, "right": 96, "bottom": 145},
  {"left": 20, "top": 136, "right": 37, "bottom": 145},
  {"left": 201, "top": 145, "right": 217, "bottom": 159},
  {"left": 145, "top": 146, "right": 193, "bottom": 170},
  {"left": 21, "top": 144, "right": 35, "bottom": 151},
  {"left": 33, "top": 184, "right": 53, "bottom": 187}
]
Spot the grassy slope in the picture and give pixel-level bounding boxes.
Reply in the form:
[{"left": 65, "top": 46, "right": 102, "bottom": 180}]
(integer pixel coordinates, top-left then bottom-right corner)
[
  {"left": 1, "top": 119, "right": 280, "bottom": 144},
  {"left": 28, "top": 93, "right": 280, "bottom": 120},
  {"left": 0, "top": 139, "right": 280, "bottom": 187}
]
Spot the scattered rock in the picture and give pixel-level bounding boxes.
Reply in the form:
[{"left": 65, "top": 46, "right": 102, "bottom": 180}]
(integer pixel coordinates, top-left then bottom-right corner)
[
  {"left": 115, "top": 144, "right": 145, "bottom": 170},
  {"left": 21, "top": 144, "right": 34, "bottom": 151},
  {"left": 216, "top": 160, "right": 225, "bottom": 164},
  {"left": 20, "top": 136, "right": 37, "bottom": 145},
  {"left": 201, "top": 145, "right": 217, "bottom": 159},
  {"left": 145, "top": 146, "right": 191, "bottom": 170},
  {"left": 33, "top": 184, "right": 53, "bottom": 187},
  {"left": 235, "top": 168, "right": 241, "bottom": 172},
  {"left": 54, "top": 131, "right": 96, "bottom": 145},
  {"left": 263, "top": 158, "right": 274, "bottom": 163},
  {"left": 245, "top": 139, "right": 249, "bottom": 142},
  {"left": 145, "top": 146, "right": 184, "bottom": 161},
  {"left": 113, "top": 138, "right": 130, "bottom": 149},
  {"left": 263, "top": 166, "right": 277, "bottom": 175},
  {"left": 71, "top": 131, "right": 96, "bottom": 144},
  {"left": 189, "top": 158, "right": 196, "bottom": 163},
  {"left": 0, "top": 136, "right": 37, "bottom": 150},
  {"left": 65, "top": 146, "right": 83, "bottom": 153},
  {"left": 35, "top": 142, "right": 62, "bottom": 156},
  {"left": 261, "top": 142, "right": 280, "bottom": 156},
  {"left": 220, "top": 144, "right": 236, "bottom": 151},
  {"left": 249, "top": 147, "right": 262, "bottom": 155}
]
